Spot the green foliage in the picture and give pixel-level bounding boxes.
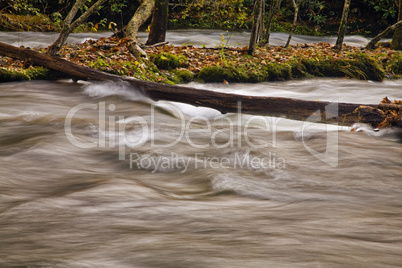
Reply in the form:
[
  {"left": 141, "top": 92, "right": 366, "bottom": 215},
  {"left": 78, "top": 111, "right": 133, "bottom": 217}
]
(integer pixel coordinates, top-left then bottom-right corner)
[
  {"left": 150, "top": 52, "right": 189, "bottom": 70},
  {"left": 364, "top": 0, "right": 398, "bottom": 19},
  {"left": 170, "top": 0, "right": 253, "bottom": 29},
  {"left": 3, "top": 0, "right": 40, "bottom": 15},
  {"left": 0, "top": 12, "right": 57, "bottom": 31},
  {"left": 302, "top": 0, "right": 327, "bottom": 25},
  {"left": 216, "top": 34, "right": 232, "bottom": 65},
  {"left": 110, "top": 0, "right": 128, "bottom": 13},
  {"left": 51, "top": 11, "right": 63, "bottom": 27}
]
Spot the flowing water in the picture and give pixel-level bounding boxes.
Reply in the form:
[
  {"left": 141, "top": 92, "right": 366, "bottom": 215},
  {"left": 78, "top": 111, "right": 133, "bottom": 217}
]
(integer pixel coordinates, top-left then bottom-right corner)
[
  {"left": 0, "top": 29, "right": 389, "bottom": 48},
  {"left": 0, "top": 33, "right": 402, "bottom": 268}
]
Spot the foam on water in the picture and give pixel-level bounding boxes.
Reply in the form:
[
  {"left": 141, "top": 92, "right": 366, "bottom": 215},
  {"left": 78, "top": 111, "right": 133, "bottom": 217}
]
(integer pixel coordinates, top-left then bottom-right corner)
[
  {"left": 82, "top": 81, "right": 148, "bottom": 101},
  {"left": 351, "top": 123, "right": 402, "bottom": 138}
]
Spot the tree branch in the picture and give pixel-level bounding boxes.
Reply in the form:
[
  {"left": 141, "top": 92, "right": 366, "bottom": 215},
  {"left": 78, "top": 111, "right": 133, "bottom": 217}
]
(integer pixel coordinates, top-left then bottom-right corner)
[{"left": 366, "top": 20, "right": 402, "bottom": 49}]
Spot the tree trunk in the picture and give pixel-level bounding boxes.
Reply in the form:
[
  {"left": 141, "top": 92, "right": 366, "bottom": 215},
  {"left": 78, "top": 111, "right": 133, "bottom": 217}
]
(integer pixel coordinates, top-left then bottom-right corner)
[
  {"left": 263, "top": 0, "right": 282, "bottom": 45},
  {"left": 248, "top": 0, "right": 264, "bottom": 55},
  {"left": 146, "top": 0, "right": 169, "bottom": 45},
  {"left": 334, "top": 0, "right": 351, "bottom": 51},
  {"left": 126, "top": 0, "right": 155, "bottom": 57},
  {"left": 366, "top": 20, "right": 402, "bottom": 49},
  {"left": 284, "top": 0, "right": 300, "bottom": 48},
  {"left": 391, "top": 0, "right": 402, "bottom": 50},
  {"left": 0, "top": 41, "right": 396, "bottom": 128},
  {"left": 47, "top": 0, "right": 106, "bottom": 56}
]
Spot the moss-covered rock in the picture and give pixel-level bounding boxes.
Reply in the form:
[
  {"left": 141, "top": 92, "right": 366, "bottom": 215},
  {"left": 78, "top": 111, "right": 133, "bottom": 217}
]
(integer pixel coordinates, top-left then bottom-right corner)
[
  {"left": 197, "top": 64, "right": 260, "bottom": 83},
  {"left": 172, "top": 69, "right": 194, "bottom": 83},
  {"left": 197, "top": 65, "right": 233, "bottom": 82}
]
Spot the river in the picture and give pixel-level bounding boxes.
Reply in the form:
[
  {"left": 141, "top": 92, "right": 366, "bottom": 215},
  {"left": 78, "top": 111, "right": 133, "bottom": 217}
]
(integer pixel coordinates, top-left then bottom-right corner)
[{"left": 0, "top": 32, "right": 401, "bottom": 268}]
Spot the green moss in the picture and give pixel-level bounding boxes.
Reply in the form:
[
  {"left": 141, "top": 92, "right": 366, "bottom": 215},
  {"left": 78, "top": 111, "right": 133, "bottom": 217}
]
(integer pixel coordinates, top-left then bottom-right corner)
[
  {"left": 348, "top": 53, "right": 385, "bottom": 81},
  {"left": 264, "top": 63, "right": 292, "bottom": 81},
  {"left": 198, "top": 53, "right": 387, "bottom": 83},
  {"left": 88, "top": 57, "right": 166, "bottom": 82},
  {"left": 150, "top": 52, "right": 189, "bottom": 70},
  {"left": 292, "top": 54, "right": 384, "bottom": 82},
  {"left": 385, "top": 53, "right": 402, "bottom": 77},
  {"left": 298, "top": 58, "right": 343, "bottom": 77},
  {"left": 197, "top": 64, "right": 258, "bottom": 83},
  {"left": 24, "top": 67, "right": 48, "bottom": 80},
  {"left": 0, "top": 67, "right": 49, "bottom": 82},
  {"left": 290, "top": 61, "right": 309, "bottom": 79},
  {"left": 172, "top": 69, "right": 194, "bottom": 83},
  {"left": 197, "top": 65, "right": 232, "bottom": 82},
  {"left": 198, "top": 62, "right": 291, "bottom": 83},
  {"left": 0, "top": 68, "right": 26, "bottom": 82}
]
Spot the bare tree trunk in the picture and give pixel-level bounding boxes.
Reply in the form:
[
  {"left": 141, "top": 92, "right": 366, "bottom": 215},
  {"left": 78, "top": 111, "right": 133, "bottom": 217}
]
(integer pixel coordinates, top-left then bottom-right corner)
[
  {"left": 146, "top": 0, "right": 169, "bottom": 45},
  {"left": 47, "top": 0, "right": 106, "bottom": 56},
  {"left": 284, "top": 0, "right": 300, "bottom": 48},
  {"left": 248, "top": 0, "right": 264, "bottom": 55},
  {"left": 126, "top": 0, "right": 155, "bottom": 57},
  {"left": 263, "top": 0, "right": 282, "bottom": 45},
  {"left": 334, "top": 0, "right": 351, "bottom": 51},
  {"left": 366, "top": 20, "right": 402, "bottom": 49},
  {"left": 391, "top": 0, "right": 402, "bottom": 50}
]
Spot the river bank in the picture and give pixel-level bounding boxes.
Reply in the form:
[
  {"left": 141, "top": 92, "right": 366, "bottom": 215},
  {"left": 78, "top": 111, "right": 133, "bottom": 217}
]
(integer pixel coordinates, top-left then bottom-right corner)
[{"left": 1, "top": 34, "right": 402, "bottom": 84}]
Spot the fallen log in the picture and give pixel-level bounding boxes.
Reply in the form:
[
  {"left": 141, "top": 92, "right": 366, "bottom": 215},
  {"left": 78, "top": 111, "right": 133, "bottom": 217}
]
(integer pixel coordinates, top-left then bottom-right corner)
[{"left": 0, "top": 41, "right": 396, "bottom": 127}]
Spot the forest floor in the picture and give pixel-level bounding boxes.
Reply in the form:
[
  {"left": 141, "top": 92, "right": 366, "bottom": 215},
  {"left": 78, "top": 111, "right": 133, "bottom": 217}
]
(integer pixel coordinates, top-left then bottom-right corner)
[{"left": 1, "top": 36, "right": 402, "bottom": 84}]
